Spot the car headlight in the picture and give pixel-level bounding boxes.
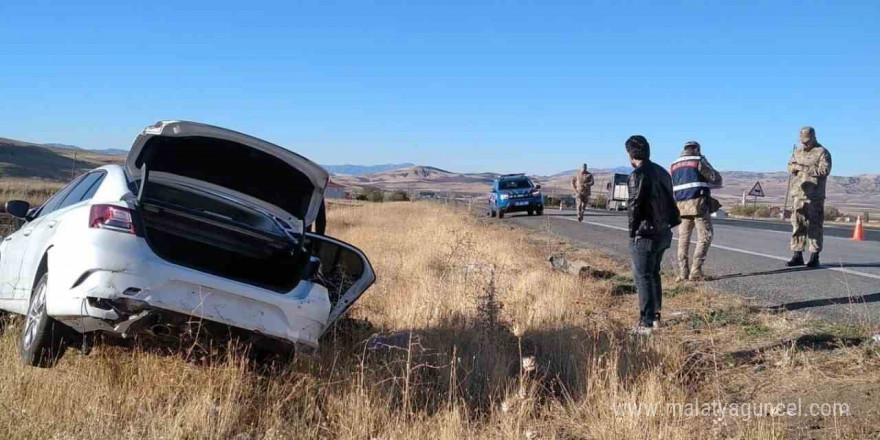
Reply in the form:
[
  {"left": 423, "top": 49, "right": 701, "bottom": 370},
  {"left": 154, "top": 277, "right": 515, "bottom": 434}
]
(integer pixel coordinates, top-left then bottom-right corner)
[
  {"left": 499, "top": 194, "right": 509, "bottom": 200},
  {"left": 530, "top": 190, "right": 541, "bottom": 197}
]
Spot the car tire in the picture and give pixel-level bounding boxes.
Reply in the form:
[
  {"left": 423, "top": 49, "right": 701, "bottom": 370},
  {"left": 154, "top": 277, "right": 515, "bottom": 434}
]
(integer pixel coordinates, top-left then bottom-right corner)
[
  {"left": 527, "top": 210, "right": 534, "bottom": 216},
  {"left": 21, "top": 273, "right": 64, "bottom": 368},
  {"left": 536, "top": 208, "right": 544, "bottom": 216},
  {"left": 498, "top": 210, "right": 505, "bottom": 219}
]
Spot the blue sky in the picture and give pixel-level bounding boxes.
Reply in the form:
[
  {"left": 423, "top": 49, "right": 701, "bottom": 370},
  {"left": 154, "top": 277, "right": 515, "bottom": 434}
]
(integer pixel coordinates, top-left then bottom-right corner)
[{"left": 1, "top": 1, "right": 877, "bottom": 176}]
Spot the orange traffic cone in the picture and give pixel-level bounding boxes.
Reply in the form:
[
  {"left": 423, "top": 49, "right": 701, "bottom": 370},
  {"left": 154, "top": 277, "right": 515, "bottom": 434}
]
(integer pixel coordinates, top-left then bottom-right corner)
[{"left": 852, "top": 215, "right": 865, "bottom": 241}]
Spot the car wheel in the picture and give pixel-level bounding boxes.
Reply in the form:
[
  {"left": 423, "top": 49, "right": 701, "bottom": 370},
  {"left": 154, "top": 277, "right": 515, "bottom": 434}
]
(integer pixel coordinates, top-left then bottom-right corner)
[
  {"left": 536, "top": 208, "right": 544, "bottom": 216},
  {"left": 21, "top": 273, "right": 64, "bottom": 367},
  {"left": 527, "top": 210, "right": 534, "bottom": 216},
  {"left": 498, "top": 210, "right": 505, "bottom": 219}
]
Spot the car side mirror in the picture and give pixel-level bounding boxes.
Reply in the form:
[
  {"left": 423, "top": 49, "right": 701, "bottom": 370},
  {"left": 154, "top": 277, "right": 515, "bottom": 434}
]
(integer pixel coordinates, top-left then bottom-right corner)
[
  {"left": 534, "top": 184, "right": 542, "bottom": 190},
  {"left": 5, "top": 200, "right": 31, "bottom": 219}
]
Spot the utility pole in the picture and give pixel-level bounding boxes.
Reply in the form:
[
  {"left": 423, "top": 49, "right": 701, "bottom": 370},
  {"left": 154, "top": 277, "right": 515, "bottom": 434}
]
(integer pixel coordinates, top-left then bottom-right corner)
[
  {"left": 781, "top": 144, "right": 796, "bottom": 220},
  {"left": 70, "top": 151, "right": 78, "bottom": 179}
]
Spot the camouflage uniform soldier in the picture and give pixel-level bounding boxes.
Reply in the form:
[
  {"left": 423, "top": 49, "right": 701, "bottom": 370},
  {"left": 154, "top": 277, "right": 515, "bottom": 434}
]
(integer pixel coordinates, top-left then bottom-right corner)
[
  {"left": 671, "top": 141, "right": 722, "bottom": 281},
  {"left": 571, "top": 164, "right": 594, "bottom": 222},
  {"left": 786, "top": 126, "right": 832, "bottom": 268}
]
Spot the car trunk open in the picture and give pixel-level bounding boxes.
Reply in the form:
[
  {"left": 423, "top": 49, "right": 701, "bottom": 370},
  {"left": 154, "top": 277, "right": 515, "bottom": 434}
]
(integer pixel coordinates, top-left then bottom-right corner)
[
  {"left": 126, "top": 121, "right": 331, "bottom": 294},
  {"left": 127, "top": 121, "right": 329, "bottom": 226},
  {"left": 136, "top": 180, "right": 375, "bottom": 326},
  {"left": 139, "top": 181, "right": 311, "bottom": 293},
  {"left": 125, "top": 121, "right": 374, "bottom": 331}
]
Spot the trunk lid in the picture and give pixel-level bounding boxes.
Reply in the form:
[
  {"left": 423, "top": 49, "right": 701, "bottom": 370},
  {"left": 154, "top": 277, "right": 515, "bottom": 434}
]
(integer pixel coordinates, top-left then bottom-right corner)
[{"left": 126, "top": 121, "right": 329, "bottom": 226}]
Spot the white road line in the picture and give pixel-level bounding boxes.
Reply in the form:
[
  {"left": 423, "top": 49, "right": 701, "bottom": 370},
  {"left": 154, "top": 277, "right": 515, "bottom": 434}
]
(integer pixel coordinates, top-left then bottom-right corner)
[
  {"left": 559, "top": 216, "right": 880, "bottom": 282},
  {"left": 714, "top": 223, "right": 852, "bottom": 242}
]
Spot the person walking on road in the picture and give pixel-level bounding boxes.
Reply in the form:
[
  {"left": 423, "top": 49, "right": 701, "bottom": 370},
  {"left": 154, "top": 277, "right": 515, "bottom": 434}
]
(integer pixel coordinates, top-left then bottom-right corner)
[
  {"left": 625, "top": 136, "right": 681, "bottom": 333},
  {"left": 786, "top": 126, "right": 832, "bottom": 268},
  {"left": 571, "top": 163, "right": 594, "bottom": 222},
  {"left": 671, "top": 141, "right": 723, "bottom": 281}
]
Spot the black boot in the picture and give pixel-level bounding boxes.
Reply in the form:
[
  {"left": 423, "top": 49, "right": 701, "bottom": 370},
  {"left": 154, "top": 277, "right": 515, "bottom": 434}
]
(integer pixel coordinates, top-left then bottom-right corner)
[
  {"left": 786, "top": 251, "right": 805, "bottom": 267},
  {"left": 806, "top": 252, "right": 820, "bottom": 268}
]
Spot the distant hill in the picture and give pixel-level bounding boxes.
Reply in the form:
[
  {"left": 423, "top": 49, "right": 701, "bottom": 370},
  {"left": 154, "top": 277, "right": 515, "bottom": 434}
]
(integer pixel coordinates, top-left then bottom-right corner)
[
  {"left": 2, "top": 141, "right": 878, "bottom": 215},
  {"left": 44, "top": 142, "right": 128, "bottom": 156},
  {"left": 44, "top": 143, "right": 82, "bottom": 150},
  {"left": 323, "top": 163, "right": 415, "bottom": 176},
  {"left": 331, "top": 163, "right": 880, "bottom": 215},
  {"left": 541, "top": 168, "right": 880, "bottom": 216},
  {"left": 0, "top": 136, "right": 124, "bottom": 181},
  {"left": 332, "top": 165, "right": 500, "bottom": 194}
]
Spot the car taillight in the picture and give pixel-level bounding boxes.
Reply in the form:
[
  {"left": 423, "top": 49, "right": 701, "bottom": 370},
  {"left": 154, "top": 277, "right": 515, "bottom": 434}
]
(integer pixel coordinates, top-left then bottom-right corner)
[{"left": 89, "top": 204, "right": 136, "bottom": 234}]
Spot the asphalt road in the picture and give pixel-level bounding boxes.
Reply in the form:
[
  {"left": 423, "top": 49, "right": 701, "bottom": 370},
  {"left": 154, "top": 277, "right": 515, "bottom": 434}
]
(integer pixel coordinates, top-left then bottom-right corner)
[{"left": 488, "top": 206, "right": 880, "bottom": 324}]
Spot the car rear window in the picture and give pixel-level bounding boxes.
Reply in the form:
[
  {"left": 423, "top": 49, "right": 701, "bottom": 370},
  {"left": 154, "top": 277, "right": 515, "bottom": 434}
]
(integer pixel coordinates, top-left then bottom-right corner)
[{"left": 58, "top": 171, "right": 106, "bottom": 209}]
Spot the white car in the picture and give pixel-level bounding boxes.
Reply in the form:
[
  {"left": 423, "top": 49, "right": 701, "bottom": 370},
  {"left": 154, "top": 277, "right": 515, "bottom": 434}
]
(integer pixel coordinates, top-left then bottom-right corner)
[{"left": 0, "top": 121, "right": 375, "bottom": 367}]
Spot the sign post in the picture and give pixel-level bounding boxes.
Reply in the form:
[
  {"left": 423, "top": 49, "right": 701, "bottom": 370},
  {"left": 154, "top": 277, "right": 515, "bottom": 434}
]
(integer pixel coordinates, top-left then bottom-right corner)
[
  {"left": 747, "top": 181, "right": 765, "bottom": 215},
  {"left": 781, "top": 144, "right": 797, "bottom": 219}
]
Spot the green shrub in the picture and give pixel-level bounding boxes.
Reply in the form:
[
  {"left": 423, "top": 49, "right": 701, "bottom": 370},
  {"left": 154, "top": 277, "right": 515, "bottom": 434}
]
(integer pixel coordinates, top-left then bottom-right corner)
[
  {"left": 729, "top": 204, "right": 773, "bottom": 218},
  {"left": 359, "top": 187, "right": 384, "bottom": 203},
  {"left": 824, "top": 205, "right": 841, "bottom": 221},
  {"left": 386, "top": 190, "right": 410, "bottom": 202}
]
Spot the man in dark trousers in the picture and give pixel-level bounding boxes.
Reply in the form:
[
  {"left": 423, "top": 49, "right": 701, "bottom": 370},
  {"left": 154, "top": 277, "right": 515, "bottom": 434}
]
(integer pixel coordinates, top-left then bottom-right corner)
[{"left": 625, "top": 135, "right": 681, "bottom": 333}]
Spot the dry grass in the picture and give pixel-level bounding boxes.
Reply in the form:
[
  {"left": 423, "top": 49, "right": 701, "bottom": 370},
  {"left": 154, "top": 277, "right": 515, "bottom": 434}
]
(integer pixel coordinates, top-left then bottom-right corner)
[
  {"left": 1, "top": 178, "right": 64, "bottom": 237},
  {"left": 0, "top": 178, "right": 64, "bottom": 207},
  {"left": 0, "top": 199, "right": 877, "bottom": 439}
]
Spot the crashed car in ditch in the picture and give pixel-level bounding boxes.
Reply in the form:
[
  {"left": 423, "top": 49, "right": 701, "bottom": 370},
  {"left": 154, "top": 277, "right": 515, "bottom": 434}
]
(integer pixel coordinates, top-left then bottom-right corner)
[{"left": 0, "top": 121, "right": 375, "bottom": 366}]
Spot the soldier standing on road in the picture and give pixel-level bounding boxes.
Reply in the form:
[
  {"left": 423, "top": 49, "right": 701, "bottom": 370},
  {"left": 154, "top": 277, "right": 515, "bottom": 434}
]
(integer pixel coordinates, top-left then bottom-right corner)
[
  {"left": 786, "top": 126, "right": 832, "bottom": 268},
  {"left": 671, "top": 141, "right": 723, "bottom": 281},
  {"left": 571, "top": 163, "right": 594, "bottom": 222}
]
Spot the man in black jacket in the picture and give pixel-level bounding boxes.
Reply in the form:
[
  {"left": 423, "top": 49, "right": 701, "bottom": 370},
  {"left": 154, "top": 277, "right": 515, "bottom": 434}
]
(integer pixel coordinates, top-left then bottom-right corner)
[{"left": 625, "top": 135, "right": 681, "bottom": 333}]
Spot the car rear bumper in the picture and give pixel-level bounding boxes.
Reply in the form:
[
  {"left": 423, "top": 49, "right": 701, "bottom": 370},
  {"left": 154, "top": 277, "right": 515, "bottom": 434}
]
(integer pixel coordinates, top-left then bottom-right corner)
[{"left": 46, "top": 233, "right": 331, "bottom": 348}]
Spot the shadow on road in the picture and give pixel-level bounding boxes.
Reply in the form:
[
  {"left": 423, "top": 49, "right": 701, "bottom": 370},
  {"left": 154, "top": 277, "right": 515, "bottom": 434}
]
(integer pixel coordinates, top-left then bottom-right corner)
[
  {"left": 709, "top": 266, "right": 815, "bottom": 281},
  {"left": 824, "top": 262, "right": 880, "bottom": 269},
  {"left": 710, "top": 262, "right": 880, "bottom": 282},
  {"left": 764, "top": 292, "right": 880, "bottom": 313}
]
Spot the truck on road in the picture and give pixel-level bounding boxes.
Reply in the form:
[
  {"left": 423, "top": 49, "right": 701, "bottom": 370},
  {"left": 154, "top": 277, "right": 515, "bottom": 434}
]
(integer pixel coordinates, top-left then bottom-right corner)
[{"left": 606, "top": 173, "right": 629, "bottom": 211}]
